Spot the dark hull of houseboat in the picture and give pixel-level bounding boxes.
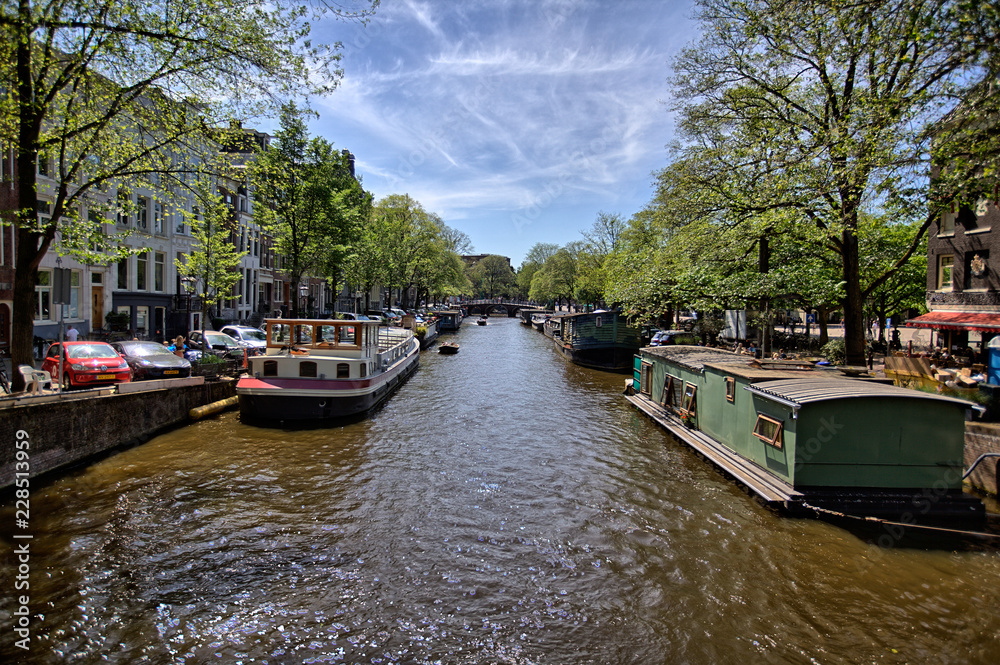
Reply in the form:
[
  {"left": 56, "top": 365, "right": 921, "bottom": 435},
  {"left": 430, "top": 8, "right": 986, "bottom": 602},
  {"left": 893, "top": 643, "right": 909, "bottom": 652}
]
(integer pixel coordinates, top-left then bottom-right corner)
[
  {"left": 238, "top": 353, "right": 419, "bottom": 423},
  {"left": 555, "top": 341, "right": 637, "bottom": 373}
]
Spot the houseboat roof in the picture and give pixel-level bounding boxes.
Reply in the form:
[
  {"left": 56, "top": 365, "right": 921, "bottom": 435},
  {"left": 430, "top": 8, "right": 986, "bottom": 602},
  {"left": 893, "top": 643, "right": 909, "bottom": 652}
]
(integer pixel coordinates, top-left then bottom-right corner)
[
  {"left": 641, "top": 345, "right": 780, "bottom": 376},
  {"left": 747, "top": 378, "right": 976, "bottom": 409}
]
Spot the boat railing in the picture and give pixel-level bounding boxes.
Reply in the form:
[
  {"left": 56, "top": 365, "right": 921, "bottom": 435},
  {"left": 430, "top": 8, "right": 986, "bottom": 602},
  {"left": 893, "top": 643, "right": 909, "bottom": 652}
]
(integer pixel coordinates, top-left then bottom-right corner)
[{"left": 375, "top": 327, "right": 415, "bottom": 369}]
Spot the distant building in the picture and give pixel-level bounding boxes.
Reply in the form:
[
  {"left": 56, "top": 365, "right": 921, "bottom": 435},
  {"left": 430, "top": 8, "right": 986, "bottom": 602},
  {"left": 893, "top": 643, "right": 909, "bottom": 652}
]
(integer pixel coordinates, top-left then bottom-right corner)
[{"left": 908, "top": 197, "right": 1000, "bottom": 352}]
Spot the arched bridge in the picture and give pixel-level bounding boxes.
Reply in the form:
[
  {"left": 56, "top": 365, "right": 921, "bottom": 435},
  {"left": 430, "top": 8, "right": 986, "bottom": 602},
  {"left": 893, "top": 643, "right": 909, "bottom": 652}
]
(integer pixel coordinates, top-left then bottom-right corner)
[{"left": 463, "top": 300, "right": 536, "bottom": 317}]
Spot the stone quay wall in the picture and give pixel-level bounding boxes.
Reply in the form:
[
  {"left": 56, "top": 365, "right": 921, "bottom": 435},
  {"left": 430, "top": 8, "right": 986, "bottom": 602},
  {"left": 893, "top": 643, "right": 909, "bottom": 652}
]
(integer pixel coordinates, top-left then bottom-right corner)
[{"left": 1, "top": 379, "right": 236, "bottom": 490}]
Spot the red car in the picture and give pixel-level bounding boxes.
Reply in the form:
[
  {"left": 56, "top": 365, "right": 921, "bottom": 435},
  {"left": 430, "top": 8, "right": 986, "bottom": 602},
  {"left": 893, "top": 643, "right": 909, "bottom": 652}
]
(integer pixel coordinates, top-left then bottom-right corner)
[{"left": 42, "top": 341, "right": 133, "bottom": 390}]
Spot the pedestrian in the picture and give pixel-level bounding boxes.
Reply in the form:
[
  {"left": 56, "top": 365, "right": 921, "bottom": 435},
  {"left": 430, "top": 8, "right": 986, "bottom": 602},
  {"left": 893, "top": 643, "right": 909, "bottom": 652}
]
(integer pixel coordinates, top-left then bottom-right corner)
[
  {"left": 173, "top": 335, "right": 186, "bottom": 358},
  {"left": 66, "top": 325, "right": 79, "bottom": 342}
]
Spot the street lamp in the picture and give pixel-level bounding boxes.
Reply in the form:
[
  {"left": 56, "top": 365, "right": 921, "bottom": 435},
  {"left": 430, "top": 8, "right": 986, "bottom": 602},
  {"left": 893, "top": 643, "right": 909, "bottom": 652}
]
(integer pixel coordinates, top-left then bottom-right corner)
[{"left": 181, "top": 275, "right": 197, "bottom": 334}]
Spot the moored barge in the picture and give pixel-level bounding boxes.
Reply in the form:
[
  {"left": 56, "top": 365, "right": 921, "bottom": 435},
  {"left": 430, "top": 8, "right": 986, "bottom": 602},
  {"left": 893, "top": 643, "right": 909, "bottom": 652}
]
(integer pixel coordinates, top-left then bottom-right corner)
[
  {"left": 552, "top": 310, "right": 642, "bottom": 373},
  {"left": 625, "top": 346, "right": 986, "bottom": 528},
  {"left": 237, "top": 318, "right": 419, "bottom": 422}
]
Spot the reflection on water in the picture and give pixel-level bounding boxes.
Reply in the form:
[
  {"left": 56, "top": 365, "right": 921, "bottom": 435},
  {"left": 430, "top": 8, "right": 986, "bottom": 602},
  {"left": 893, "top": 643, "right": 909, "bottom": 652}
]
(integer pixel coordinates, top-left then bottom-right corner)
[{"left": 3, "top": 317, "right": 1000, "bottom": 664}]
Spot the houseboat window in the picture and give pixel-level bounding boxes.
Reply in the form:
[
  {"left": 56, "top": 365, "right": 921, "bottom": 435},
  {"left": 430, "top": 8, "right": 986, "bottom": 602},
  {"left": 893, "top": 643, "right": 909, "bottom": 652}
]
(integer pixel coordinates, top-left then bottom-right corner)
[
  {"left": 299, "top": 361, "right": 317, "bottom": 378},
  {"left": 680, "top": 383, "right": 697, "bottom": 416},
  {"left": 337, "top": 362, "right": 350, "bottom": 378},
  {"left": 263, "top": 360, "right": 278, "bottom": 377},
  {"left": 360, "top": 363, "right": 366, "bottom": 378},
  {"left": 339, "top": 326, "right": 357, "bottom": 345},
  {"left": 753, "top": 414, "right": 784, "bottom": 449},
  {"left": 317, "top": 325, "right": 337, "bottom": 345},
  {"left": 292, "top": 324, "right": 313, "bottom": 345},
  {"left": 725, "top": 377, "right": 736, "bottom": 403},
  {"left": 661, "top": 375, "right": 681, "bottom": 410},
  {"left": 595, "top": 316, "right": 602, "bottom": 328},
  {"left": 937, "top": 254, "right": 954, "bottom": 291},
  {"left": 639, "top": 362, "right": 653, "bottom": 395},
  {"left": 269, "top": 324, "right": 291, "bottom": 345}
]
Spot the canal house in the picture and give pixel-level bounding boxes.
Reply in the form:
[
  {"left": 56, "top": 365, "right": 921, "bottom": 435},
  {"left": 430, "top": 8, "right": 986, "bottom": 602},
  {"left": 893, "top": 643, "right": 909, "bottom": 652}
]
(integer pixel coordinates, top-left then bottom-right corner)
[{"left": 627, "top": 346, "right": 984, "bottom": 525}]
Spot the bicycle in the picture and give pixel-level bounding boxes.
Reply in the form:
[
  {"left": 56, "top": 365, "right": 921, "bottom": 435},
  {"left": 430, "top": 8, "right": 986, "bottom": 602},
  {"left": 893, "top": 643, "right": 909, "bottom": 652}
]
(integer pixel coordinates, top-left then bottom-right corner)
[{"left": 0, "top": 350, "right": 10, "bottom": 395}]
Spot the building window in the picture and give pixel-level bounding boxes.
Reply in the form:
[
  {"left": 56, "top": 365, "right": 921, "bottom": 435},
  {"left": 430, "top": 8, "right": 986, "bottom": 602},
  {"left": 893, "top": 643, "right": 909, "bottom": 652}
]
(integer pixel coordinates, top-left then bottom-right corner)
[
  {"left": 68, "top": 271, "right": 80, "bottom": 318},
  {"left": 35, "top": 269, "right": 52, "bottom": 321},
  {"left": 117, "top": 257, "right": 128, "bottom": 290},
  {"left": 753, "top": 414, "right": 784, "bottom": 449},
  {"left": 136, "top": 305, "right": 148, "bottom": 335},
  {"left": 937, "top": 254, "right": 954, "bottom": 291},
  {"left": 939, "top": 209, "right": 956, "bottom": 236},
  {"left": 153, "top": 201, "right": 163, "bottom": 234},
  {"left": 137, "top": 197, "right": 148, "bottom": 230},
  {"left": 1, "top": 143, "right": 12, "bottom": 182},
  {"left": 136, "top": 251, "right": 148, "bottom": 291},
  {"left": 117, "top": 191, "right": 131, "bottom": 227},
  {"left": 154, "top": 252, "right": 165, "bottom": 292}
]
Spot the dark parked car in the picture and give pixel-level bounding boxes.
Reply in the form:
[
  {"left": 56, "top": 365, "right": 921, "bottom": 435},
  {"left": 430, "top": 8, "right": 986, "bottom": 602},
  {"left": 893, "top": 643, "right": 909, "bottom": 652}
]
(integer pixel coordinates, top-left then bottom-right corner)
[
  {"left": 42, "top": 341, "right": 132, "bottom": 390},
  {"left": 111, "top": 341, "right": 192, "bottom": 380}
]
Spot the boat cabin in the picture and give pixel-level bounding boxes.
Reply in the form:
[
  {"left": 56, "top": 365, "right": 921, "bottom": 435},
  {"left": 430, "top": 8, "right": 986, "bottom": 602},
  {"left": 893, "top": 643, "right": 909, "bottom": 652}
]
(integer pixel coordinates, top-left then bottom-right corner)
[
  {"left": 632, "top": 346, "right": 976, "bottom": 493},
  {"left": 250, "top": 318, "right": 410, "bottom": 381}
]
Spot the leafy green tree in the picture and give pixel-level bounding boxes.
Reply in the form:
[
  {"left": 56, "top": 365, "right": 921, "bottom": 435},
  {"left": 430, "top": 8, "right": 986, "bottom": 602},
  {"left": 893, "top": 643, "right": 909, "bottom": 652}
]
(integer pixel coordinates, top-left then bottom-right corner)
[
  {"left": 669, "top": 0, "right": 995, "bottom": 364},
  {"left": 517, "top": 242, "right": 559, "bottom": 300},
  {"left": 468, "top": 255, "right": 516, "bottom": 299},
  {"left": 250, "top": 103, "right": 370, "bottom": 317},
  {"left": 176, "top": 184, "right": 246, "bottom": 349},
  {"left": 0, "top": 0, "right": 377, "bottom": 388},
  {"left": 530, "top": 246, "right": 578, "bottom": 309},
  {"left": 860, "top": 216, "right": 928, "bottom": 342}
]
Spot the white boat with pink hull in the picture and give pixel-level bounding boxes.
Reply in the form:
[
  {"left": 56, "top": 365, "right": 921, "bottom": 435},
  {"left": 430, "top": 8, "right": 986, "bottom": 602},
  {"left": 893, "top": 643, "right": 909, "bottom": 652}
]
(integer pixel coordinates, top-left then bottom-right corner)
[{"left": 237, "top": 318, "right": 419, "bottom": 423}]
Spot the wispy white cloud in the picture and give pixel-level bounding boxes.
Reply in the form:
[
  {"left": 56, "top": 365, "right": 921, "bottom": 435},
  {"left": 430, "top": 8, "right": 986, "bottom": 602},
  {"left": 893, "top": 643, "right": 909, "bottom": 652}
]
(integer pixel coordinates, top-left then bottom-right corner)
[{"left": 311, "top": 0, "right": 696, "bottom": 262}]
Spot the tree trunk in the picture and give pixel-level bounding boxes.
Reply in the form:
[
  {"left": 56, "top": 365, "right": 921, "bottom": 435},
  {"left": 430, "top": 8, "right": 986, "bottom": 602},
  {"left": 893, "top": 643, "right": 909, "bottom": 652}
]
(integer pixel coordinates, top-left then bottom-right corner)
[
  {"left": 290, "top": 279, "right": 300, "bottom": 318},
  {"left": 10, "top": 229, "right": 43, "bottom": 392},
  {"left": 817, "top": 306, "right": 830, "bottom": 346},
  {"left": 9, "top": 22, "right": 42, "bottom": 392},
  {"left": 841, "top": 228, "right": 866, "bottom": 365}
]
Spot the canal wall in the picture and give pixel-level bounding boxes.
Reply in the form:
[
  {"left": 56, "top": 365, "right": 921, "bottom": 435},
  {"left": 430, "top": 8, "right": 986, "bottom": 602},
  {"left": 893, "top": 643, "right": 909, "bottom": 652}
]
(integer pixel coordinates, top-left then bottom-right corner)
[
  {"left": 965, "top": 423, "right": 1000, "bottom": 497},
  {"left": 1, "top": 378, "right": 236, "bottom": 490}
]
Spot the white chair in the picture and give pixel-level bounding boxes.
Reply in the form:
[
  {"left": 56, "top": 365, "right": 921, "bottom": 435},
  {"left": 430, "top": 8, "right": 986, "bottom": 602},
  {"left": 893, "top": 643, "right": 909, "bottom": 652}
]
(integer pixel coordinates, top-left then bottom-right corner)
[{"left": 18, "top": 365, "right": 53, "bottom": 394}]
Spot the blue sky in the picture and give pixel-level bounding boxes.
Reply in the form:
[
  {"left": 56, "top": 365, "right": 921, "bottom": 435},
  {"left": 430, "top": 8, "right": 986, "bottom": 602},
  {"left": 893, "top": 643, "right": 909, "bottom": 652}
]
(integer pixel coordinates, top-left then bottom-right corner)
[{"left": 304, "top": 0, "right": 697, "bottom": 267}]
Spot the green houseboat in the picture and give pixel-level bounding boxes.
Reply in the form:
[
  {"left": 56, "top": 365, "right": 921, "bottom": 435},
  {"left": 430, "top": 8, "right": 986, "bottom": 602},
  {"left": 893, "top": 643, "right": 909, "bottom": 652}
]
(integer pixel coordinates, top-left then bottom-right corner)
[
  {"left": 553, "top": 310, "right": 642, "bottom": 373},
  {"left": 625, "top": 346, "right": 985, "bottom": 527}
]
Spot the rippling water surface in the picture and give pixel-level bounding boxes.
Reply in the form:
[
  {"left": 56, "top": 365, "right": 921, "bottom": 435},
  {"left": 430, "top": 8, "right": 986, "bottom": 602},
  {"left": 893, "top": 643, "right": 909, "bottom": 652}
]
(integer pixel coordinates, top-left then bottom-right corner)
[{"left": 3, "top": 317, "right": 1000, "bottom": 664}]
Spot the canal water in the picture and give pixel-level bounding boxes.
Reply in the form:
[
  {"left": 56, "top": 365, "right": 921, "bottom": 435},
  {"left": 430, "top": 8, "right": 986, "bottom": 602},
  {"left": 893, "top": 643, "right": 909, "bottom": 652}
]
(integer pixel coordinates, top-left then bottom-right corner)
[{"left": 3, "top": 317, "right": 1000, "bottom": 664}]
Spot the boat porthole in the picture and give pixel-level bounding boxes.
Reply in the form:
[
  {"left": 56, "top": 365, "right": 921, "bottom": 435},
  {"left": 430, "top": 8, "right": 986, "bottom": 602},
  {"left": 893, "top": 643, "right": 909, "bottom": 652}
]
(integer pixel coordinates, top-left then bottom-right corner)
[{"left": 318, "top": 401, "right": 326, "bottom": 408}]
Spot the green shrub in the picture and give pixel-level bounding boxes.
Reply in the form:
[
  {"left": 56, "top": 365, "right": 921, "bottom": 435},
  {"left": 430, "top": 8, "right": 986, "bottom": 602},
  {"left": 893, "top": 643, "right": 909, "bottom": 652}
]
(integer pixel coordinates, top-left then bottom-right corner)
[
  {"left": 820, "top": 339, "right": 846, "bottom": 364},
  {"left": 196, "top": 353, "right": 225, "bottom": 365}
]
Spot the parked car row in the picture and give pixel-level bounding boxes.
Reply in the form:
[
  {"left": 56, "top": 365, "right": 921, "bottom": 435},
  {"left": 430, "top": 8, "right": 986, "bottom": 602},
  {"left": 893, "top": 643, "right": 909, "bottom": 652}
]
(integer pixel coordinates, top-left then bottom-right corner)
[{"left": 39, "top": 327, "right": 257, "bottom": 390}]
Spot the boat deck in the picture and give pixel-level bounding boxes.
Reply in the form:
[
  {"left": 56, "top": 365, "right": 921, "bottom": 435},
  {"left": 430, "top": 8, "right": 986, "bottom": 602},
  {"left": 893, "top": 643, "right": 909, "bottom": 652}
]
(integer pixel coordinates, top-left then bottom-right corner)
[{"left": 625, "top": 390, "right": 803, "bottom": 508}]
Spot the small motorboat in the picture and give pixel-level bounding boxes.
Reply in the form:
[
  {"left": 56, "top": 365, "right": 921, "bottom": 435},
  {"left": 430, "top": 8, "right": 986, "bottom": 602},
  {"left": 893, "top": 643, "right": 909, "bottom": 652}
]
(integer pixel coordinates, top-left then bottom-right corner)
[
  {"left": 476, "top": 318, "right": 488, "bottom": 326},
  {"left": 439, "top": 341, "right": 460, "bottom": 354}
]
